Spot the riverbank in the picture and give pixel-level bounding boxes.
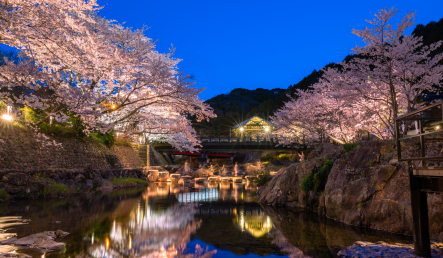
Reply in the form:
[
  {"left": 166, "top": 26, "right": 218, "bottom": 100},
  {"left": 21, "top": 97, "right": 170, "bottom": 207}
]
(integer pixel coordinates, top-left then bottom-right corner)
[
  {"left": 0, "top": 167, "right": 149, "bottom": 201},
  {"left": 258, "top": 140, "right": 443, "bottom": 241}
]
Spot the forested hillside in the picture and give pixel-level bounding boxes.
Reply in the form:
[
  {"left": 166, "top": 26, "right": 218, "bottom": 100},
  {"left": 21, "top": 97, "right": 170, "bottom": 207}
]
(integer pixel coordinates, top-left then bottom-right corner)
[{"left": 198, "top": 18, "right": 443, "bottom": 137}]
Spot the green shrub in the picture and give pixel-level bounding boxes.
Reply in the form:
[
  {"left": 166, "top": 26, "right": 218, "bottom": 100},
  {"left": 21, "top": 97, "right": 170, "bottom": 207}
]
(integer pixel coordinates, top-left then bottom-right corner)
[
  {"left": 44, "top": 182, "right": 68, "bottom": 196},
  {"left": 253, "top": 171, "right": 272, "bottom": 186},
  {"left": 21, "top": 107, "right": 87, "bottom": 139},
  {"left": 323, "top": 159, "right": 334, "bottom": 167},
  {"left": 343, "top": 143, "right": 360, "bottom": 153},
  {"left": 358, "top": 201, "right": 365, "bottom": 208},
  {"left": 275, "top": 154, "right": 292, "bottom": 161},
  {"left": 260, "top": 155, "right": 273, "bottom": 163},
  {"left": 89, "top": 131, "right": 116, "bottom": 147},
  {"left": 0, "top": 189, "right": 8, "bottom": 200},
  {"left": 368, "top": 161, "right": 374, "bottom": 166},
  {"left": 110, "top": 177, "right": 149, "bottom": 186},
  {"left": 301, "top": 172, "right": 314, "bottom": 192},
  {"left": 313, "top": 165, "right": 332, "bottom": 192}
]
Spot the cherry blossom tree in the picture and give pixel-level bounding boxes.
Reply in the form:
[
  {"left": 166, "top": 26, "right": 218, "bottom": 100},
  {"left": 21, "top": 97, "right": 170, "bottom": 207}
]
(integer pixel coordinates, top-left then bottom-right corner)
[
  {"left": 273, "top": 7, "right": 443, "bottom": 143},
  {"left": 0, "top": 1, "right": 215, "bottom": 151},
  {"left": 340, "top": 7, "right": 443, "bottom": 138}
]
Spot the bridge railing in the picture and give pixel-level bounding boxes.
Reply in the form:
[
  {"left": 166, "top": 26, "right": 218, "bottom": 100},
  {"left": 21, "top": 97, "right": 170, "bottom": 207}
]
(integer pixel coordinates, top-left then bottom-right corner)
[{"left": 198, "top": 136, "right": 280, "bottom": 143}]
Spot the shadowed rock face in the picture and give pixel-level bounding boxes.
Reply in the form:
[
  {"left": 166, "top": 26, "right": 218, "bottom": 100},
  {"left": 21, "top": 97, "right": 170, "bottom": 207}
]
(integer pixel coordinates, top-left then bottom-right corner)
[
  {"left": 259, "top": 140, "right": 443, "bottom": 237},
  {"left": 258, "top": 143, "right": 343, "bottom": 209},
  {"left": 325, "top": 140, "right": 443, "bottom": 235}
]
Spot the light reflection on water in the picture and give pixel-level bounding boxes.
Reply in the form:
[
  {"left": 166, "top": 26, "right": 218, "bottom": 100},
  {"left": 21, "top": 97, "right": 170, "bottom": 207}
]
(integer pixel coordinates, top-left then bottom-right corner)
[{"left": 0, "top": 182, "right": 413, "bottom": 258}]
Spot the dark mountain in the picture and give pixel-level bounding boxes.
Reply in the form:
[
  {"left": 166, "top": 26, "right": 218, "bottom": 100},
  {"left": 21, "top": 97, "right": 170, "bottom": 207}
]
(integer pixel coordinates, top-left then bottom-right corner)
[
  {"left": 196, "top": 18, "right": 443, "bottom": 136},
  {"left": 412, "top": 17, "right": 443, "bottom": 61},
  {"left": 195, "top": 88, "right": 285, "bottom": 136}
]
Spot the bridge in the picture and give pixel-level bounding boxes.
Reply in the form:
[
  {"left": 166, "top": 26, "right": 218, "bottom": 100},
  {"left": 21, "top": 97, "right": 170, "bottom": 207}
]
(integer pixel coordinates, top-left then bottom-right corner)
[
  {"left": 154, "top": 137, "right": 307, "bottom": 152},
  {"left": 133, "top": 137, "right": 306, "bottom": 166}
]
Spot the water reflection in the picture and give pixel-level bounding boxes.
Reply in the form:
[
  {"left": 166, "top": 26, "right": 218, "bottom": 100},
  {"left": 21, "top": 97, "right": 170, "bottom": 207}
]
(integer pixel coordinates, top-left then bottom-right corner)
[
  {"left": 85, "top": 187, "right": 214, "bottom": 257},
  {"left": 0, "top": 183, "right": 413, "bottom": 258}
]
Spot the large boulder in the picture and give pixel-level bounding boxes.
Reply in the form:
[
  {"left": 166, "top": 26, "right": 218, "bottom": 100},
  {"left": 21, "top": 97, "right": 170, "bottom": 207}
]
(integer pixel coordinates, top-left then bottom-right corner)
[
  {"left": 2, "top": 172, "right": 31, "bottom": 186},
  {"left": 325, "top": 140, "right": 443, "bottom": 235},
  {"left": 258, "top": 143, "right": 343, "bottom": 208},
  {"left": 3, "top": 230, "right": 69, "bottom": 249},
  {"left": 74, "top": 174, "right": 85, "bottom": 184}
]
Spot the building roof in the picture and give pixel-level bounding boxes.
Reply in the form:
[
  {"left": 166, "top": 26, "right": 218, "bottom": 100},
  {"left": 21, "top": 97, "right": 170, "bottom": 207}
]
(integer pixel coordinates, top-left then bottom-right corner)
[{"left": 233, "top": 115, "right": 276, "bottom": 128}]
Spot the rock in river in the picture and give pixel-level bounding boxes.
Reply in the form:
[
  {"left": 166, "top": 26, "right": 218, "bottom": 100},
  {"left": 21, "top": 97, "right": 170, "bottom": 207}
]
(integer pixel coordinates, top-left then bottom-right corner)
[
  {"left": 1, "top": 230, "right": 69, "bottom": 250},
  {"left": 0, "top": 254, "right": 31, "bottom": 258}
]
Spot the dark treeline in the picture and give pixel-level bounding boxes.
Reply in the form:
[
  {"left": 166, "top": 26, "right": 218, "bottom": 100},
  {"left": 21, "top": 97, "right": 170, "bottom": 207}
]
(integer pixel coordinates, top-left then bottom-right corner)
[{"left": 194, "top": 18, "right": 443, "bottom": 137}]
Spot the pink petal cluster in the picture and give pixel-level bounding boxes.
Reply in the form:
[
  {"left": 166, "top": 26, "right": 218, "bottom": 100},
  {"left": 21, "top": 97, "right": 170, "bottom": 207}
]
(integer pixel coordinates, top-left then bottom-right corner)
[
  {"left": 272, "top": 8, "right": 443, "bottom": 144},
  {"left": 0, "top": 1, "right": 215, "bottom": 151}
]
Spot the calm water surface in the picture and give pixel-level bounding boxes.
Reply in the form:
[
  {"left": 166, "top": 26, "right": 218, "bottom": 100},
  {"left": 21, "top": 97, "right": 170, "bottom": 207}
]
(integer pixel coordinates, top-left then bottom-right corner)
[{"left": 0, "top": 182, "right": 412, "bottom": 258}]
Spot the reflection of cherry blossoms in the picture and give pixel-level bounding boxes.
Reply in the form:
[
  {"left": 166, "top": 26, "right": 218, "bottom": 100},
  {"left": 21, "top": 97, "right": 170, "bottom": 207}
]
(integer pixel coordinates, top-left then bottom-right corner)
[{"left": 83, "top": 202, "right": 216, "bottom": 257}]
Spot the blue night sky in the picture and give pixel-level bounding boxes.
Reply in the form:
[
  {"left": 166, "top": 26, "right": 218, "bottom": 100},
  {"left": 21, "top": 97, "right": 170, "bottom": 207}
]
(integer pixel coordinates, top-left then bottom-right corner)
[{"left": 102, "top": 1, "right": 442, "bottom": 100}]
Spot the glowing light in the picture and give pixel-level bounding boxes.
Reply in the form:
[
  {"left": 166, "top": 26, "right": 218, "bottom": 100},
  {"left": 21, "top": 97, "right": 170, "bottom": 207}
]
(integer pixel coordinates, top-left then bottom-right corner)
[
  {"left": 240, "top": 127, "right": 244, "bottom": 132},
  {"left": 2, "top": 106, "right": 12, "bottom": 121},
  {"left": 105, "top": 237, "right": 110, "bottom": 249},
  {"left": 2, "top": 114, "right": 12, "bottom": 121},
  {"left": 265, "top": 127, "right": 269, "bottom": 132},
  {"left": 437, "top": 126, "right": 440, "bottom": 130},
  {"left": 111, "top": 104, "right": 117, "bottom": 110}
]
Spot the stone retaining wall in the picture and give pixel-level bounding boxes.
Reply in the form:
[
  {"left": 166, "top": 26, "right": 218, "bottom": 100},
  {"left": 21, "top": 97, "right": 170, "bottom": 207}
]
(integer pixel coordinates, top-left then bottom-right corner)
[
  {"left": 0, "top": 166, "right": 151, "bottom": 198},
  {"left": 0, "top": 128, "right": 143, "bottom": 170}
]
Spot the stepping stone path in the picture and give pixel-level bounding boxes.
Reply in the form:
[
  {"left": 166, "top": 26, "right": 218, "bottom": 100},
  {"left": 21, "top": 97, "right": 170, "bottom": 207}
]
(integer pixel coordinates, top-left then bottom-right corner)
[{"left": 337, "top": 241, "right": 443, "bottom": 258}]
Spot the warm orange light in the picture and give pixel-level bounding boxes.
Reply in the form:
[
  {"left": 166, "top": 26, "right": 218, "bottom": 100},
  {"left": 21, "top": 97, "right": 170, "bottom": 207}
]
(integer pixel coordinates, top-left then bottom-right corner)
[
  {"left": 105, "top": 237, "right": 110, "bottom": 249},
  {"left": 2, "top": 114, "right": 12, "bottom": 121},
  {"left": 111, "top": 104, "right": 117, "bottom": 110}
]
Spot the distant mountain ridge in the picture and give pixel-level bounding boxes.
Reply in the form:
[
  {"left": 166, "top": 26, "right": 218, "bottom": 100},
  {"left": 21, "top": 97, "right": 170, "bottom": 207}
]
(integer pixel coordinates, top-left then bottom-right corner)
[{"left": 196, "top": 17, "right": 443, "bottom": 136}]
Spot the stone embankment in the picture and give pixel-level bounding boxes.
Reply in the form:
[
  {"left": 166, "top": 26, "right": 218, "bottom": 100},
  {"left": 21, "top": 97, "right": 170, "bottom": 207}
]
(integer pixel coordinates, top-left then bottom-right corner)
[
  {"left": 0, "top": 166, "right": 152, "bottom": 199},
  {"left": 258, "top": 140, "right": 443, "bottom": 239},
  {"left": 0, "top": 128, "right": 143, "bottom": 170}
]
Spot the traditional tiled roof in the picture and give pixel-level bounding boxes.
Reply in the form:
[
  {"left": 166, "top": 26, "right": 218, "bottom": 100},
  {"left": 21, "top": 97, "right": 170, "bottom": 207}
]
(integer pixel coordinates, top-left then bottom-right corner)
[{"left": 233, "top": 115, "right": 276, "bottom": 128}]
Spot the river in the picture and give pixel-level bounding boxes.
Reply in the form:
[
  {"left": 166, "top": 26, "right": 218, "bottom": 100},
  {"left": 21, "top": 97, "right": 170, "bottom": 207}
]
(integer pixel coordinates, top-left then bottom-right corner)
[{"left": 0, "top": 182, "right": 412, "bottom": 257}]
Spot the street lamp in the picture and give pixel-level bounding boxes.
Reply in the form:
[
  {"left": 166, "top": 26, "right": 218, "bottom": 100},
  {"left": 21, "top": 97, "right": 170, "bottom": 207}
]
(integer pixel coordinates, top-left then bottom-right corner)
[
  {"left": 2, "top": 106, "right": 12, "bottom": 121},
  {"left": 240, "top": 127, "right": 244, "bottom": 132}
]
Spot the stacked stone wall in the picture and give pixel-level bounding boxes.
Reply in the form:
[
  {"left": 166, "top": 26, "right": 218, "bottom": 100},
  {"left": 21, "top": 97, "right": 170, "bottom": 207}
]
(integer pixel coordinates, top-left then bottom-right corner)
[
  {"left": 0, "top": 167, "right": 153, "bottom": 198},
  {"left": 0, "top": 128, "right": 142, "bottom": 170},
  {"left": 112, "top": 146, "right": 143, "bottom": 168}
]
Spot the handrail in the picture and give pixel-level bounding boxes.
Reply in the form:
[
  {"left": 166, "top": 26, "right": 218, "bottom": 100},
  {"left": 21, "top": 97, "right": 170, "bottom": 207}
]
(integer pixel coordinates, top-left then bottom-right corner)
[
  {"left": 396, "top": 101, "right": 443, "bottom": 120},
  {"left": 399, "top": 156, "right": 443, "bottom": 162}
]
